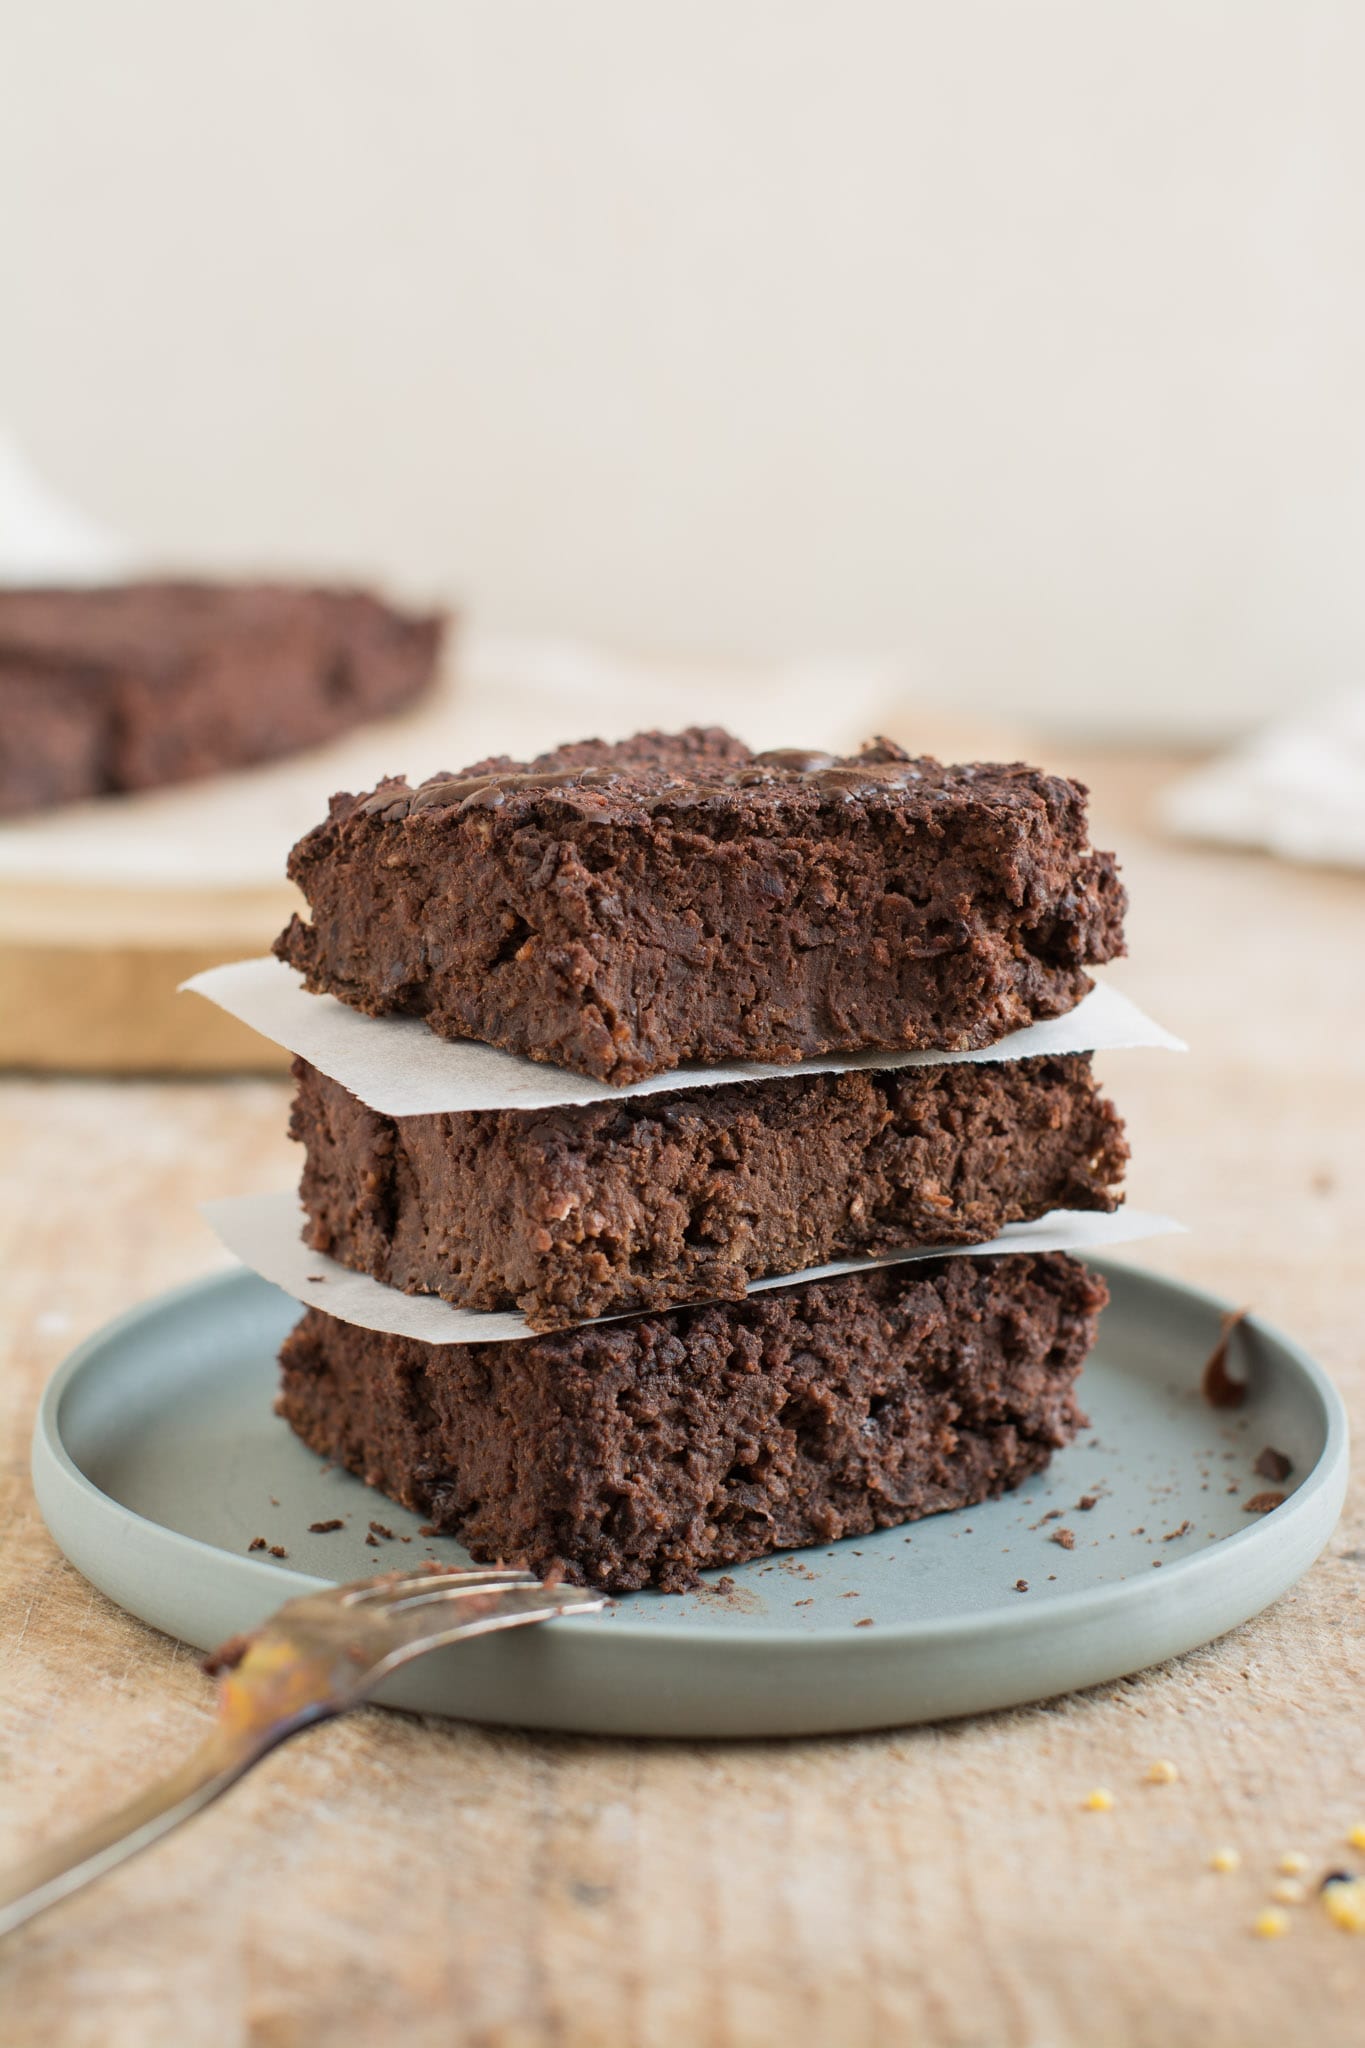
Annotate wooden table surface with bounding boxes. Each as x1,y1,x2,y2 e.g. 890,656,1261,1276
1,751,1363,2048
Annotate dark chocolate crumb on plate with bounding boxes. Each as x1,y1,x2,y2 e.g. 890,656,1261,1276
1243,1491,1286,1514
418,1524,439,1538
268,1545,287,1559
1051,1528,1076,1550
1255,1446,1293,1483
1164,1520,1194,1541
1077,1495,1099,1511
1202,1308,1250,1409
309,1519,344,1533
1015,1579,1030,1592
247,1537,267,1552
855,1617,875,1628
368,1521,394,1540
365,1531,379,1546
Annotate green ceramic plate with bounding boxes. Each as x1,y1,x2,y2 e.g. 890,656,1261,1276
31,1262,1347,1738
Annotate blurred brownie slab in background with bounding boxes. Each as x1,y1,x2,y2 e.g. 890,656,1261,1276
0,580,445,816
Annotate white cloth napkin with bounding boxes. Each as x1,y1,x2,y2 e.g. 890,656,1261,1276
1161,695,1365,870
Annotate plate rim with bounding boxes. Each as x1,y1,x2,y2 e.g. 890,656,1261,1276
31,1258,1350,1662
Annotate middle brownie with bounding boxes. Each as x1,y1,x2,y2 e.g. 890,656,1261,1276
292,1051,1127,1332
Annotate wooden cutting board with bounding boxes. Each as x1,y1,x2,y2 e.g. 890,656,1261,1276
0,881,296,1072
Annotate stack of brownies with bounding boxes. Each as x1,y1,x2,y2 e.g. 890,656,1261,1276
260,727,1130,1593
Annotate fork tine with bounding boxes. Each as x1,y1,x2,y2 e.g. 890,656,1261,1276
364,1577,602,1620
338,1566,540,1606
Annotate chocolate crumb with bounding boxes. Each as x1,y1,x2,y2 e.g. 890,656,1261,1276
309,1519,344,1533
1202,1308,1250,1408
855,1617,875,1628
1254,1447,1293,1483
268,1545,287,1559
307,1274,327,1283
368,1520,394,1540
418,1524,439,1537
365,1531,380,1546
1014,1578,1030,1592
202,1632,253,1676
794,1597,813,1607
400,1534,412,1543
1164,1520,1194,1541
1077,1495,1099,1511
1051,1528,1076,1550
1243,1491,1286,1514
247,1536,267,1552
715,1575,736,1596
269,1497,280,1507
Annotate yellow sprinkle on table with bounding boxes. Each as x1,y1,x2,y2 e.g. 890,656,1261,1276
1271,1879,1307,1907
1253,1909,1290,1940
1278,1851,1309,1876
1322,1878,1365,1933
1347,1824,1365,1853
1146,1759,1179,1785
1085,1788,1115,1812
1210,1848,1241,1873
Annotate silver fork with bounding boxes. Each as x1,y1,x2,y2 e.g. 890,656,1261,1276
0,1564,603,1939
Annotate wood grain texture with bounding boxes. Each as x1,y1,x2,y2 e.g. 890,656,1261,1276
0,884,295,1072
1,752,1363,2047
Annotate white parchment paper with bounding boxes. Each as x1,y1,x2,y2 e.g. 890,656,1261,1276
184,957,1184,1116
203,1191,1182,1347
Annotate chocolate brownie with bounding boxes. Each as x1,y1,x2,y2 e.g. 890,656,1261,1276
277,1251,1107,1591
273,728,1126,1083
0,580,445,817
291,1052,1127,1330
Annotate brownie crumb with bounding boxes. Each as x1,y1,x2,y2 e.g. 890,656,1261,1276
1015,1578,1030,1592
794,1597,813,1607
1051,1528,1076,1550
202,1632,253,1675
1077,1495,1099,1511
247,1536,267,1552
1254,1447,1293,1483
418,1524,439,1538
1243,1491,1286,1514
1201,1308,1250,1408
365,1531,380,1546
1164,1520,1194,1541
368,1520,394,1540
855,1617,875,1628
309,1519,345,1533
307,1275,327,1284
269,1497,280,1507
269,1545,288,1559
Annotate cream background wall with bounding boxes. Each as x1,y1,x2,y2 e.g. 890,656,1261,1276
2,1,1362,738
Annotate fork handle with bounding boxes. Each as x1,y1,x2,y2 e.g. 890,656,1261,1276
0,1712,327,1939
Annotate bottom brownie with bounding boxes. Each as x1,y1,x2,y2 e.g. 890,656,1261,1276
278,1253,1106,1592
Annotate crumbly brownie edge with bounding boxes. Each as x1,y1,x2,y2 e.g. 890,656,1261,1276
274,728,1126,1082
276,1251,1107,1592
290,1053,1128,1330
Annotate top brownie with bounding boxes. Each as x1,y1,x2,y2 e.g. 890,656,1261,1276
275,727,1126,1085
